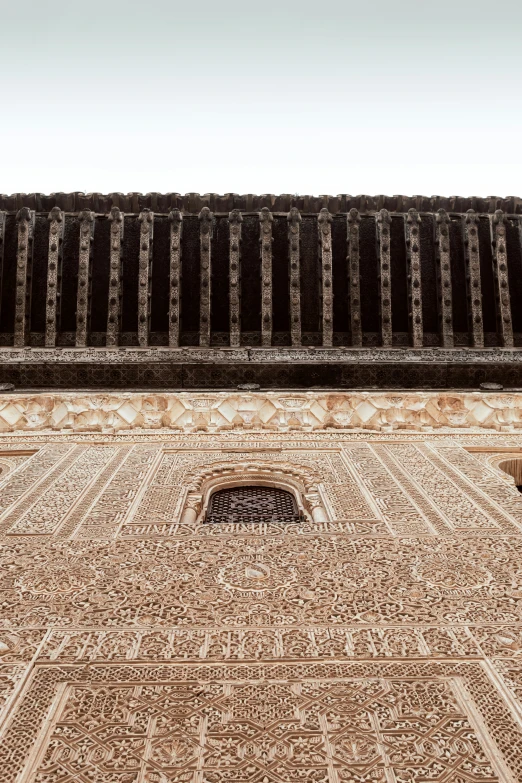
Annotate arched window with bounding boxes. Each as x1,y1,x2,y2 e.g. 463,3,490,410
205,485,302,524
498,459,522,493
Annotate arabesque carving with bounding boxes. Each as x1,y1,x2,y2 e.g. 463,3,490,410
2,390,522,433
0,393,522,780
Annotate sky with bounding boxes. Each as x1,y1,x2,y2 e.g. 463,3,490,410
1,0,521,197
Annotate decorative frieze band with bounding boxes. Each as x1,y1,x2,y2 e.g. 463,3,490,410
376,209,392,347
318,208,333,347
229,209,242,347
106,207,124,347
288,207,301,346
168,209,182,348
75,209,94,348
14,207,34,348
259,207,273,347
463,210,484,348
491,210,513,348
405,208,423,348
347,208,362,347
137,209,153,347
45,207,64,347
199,207,213,347
0,391,521,433
434,209,454,348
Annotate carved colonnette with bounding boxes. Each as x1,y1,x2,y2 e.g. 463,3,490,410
288,207,301,346
259,207,273,346
405,208,423,347
464,209,484,347
137,208,154,347
44,207,64,347
491,209,514,347
74,209,94,347
13,208,34,347
434,208,454,347
228,209,242,347
347,208,362,346
168,208,182,347
199,206,213,347
318,208,333,347
376,209,392,346
105,206,124,347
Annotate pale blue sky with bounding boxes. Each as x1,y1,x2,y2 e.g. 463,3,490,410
1,0,521,196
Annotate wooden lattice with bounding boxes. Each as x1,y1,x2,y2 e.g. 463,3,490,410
206,485,302,524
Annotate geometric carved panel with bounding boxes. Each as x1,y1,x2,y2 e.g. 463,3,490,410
1,534,522,630
5,662,518,783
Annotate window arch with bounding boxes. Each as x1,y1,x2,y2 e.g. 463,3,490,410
497,458,522,492
178,459,330,525
205,485,302,524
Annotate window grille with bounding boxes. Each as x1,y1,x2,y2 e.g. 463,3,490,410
205,485,302,524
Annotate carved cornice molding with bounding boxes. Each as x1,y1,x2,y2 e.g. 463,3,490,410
1,391,522,433
2,192,522,215
1,347,522,364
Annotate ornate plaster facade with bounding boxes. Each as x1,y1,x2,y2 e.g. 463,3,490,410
2,189,522,779
0,390,522,781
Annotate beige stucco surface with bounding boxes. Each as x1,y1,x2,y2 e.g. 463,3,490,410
1,391,522,781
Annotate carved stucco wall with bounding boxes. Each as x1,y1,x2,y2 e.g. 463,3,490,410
1,393,522,781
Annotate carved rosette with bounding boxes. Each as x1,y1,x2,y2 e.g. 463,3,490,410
318,208,333,347
288,207,302,346
106,207,124,347
464,210,484,348
75,209,95,348
435,209,454,348
376,209,392,347
405,208,423,348
168,209,183,347
229,209,242,347
491,210,513,348
137,209,153,347
347,208,362,347
45,207,64,348
14,207,34,348
199,207,213,347
259,208,273,347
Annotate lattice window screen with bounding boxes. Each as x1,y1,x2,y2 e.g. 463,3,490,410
206,485,302,524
